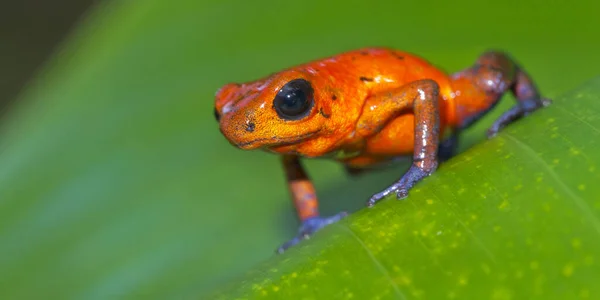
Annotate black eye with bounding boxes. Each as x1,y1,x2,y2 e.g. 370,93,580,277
273,79,314,120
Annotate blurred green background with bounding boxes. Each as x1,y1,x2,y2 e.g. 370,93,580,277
1,0,599,298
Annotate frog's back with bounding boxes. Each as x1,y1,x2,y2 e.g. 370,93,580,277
301,47,454,97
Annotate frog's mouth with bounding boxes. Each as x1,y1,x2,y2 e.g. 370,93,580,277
236,130,321,150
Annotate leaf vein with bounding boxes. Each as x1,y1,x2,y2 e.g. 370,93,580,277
338,224,407,300
503,133,600,236
554,104,600,135
431,185,498,264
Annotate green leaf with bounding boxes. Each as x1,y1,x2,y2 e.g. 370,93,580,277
210,78,600,299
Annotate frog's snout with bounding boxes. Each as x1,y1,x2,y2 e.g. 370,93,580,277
216,106,262,150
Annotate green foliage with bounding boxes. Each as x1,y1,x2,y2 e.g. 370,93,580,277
0,0,599,299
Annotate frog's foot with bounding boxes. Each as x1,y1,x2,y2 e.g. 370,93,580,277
366,164,433,207
487,97,552,138
277,212,348,254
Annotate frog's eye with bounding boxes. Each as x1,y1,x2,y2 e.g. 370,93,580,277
273,79,314,120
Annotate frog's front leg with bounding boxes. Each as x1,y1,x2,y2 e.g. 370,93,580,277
358,79,441,207
277,155,348,253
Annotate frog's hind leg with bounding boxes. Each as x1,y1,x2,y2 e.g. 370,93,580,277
451,51,551,137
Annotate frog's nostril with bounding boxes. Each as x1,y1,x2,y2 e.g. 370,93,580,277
214,106,221,122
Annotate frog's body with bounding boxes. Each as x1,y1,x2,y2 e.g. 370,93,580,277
214,47,550,252
216,49,455,164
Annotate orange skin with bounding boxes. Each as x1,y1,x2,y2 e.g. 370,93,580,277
214,47,550,252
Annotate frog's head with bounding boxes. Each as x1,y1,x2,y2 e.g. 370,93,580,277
214,70,332,154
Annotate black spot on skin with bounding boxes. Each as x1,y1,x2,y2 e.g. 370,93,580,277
331,94,337,100
360,76,374,82
319,107,331,118
246,121,255,132
392,52,405,60
238,90,251,101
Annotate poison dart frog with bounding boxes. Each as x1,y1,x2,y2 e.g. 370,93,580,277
213,48,551,253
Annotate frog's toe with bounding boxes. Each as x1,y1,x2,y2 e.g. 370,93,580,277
395,188,409,199
276,212,348,254
366,184,398,207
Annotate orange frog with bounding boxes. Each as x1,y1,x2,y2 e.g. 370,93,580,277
214,48,550,252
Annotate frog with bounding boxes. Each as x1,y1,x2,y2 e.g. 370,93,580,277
213,47,551,253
